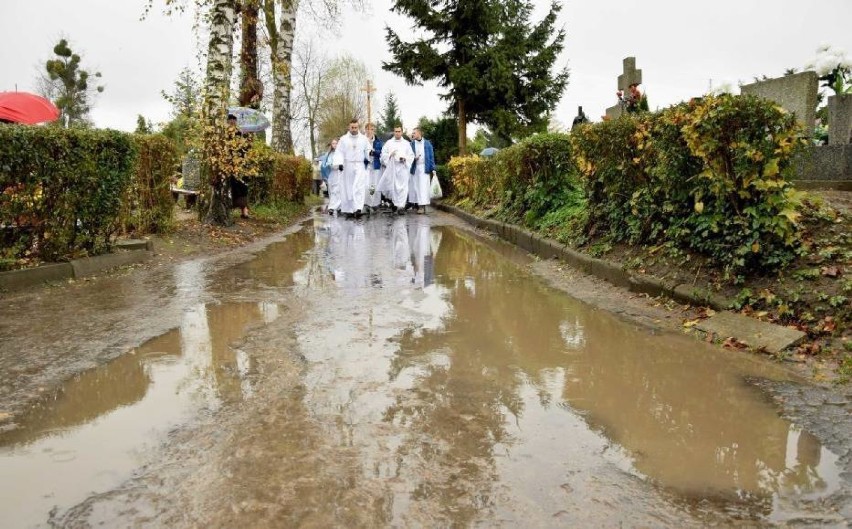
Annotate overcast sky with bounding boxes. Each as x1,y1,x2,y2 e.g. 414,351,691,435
3,0,851,147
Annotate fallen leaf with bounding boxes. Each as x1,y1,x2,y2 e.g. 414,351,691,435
683,319,700,328
820,266,841,278
722,337,748,349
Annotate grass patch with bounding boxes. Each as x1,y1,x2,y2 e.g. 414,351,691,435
248,199,310,224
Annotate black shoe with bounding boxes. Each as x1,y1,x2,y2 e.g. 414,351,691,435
355,209,363,219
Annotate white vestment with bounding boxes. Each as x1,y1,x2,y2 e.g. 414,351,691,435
333,132,371,214
409,139,430,206
325,151,342,212
378,138,415,208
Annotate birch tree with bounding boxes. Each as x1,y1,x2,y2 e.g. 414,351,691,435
203,0,239,226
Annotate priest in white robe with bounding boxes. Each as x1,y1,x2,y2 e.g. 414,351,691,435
408,126,436,213
332,119,371,218
378,125,415,212
363,123,384,211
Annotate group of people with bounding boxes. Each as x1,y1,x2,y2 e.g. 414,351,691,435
317,119,436,219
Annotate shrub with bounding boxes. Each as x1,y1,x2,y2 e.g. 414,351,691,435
121,134,179,234
0,125,136,262
498,133,579,226
251,145,312,204
448,155,495,206
676,94,806,272
571,116,647,241
451,94,809,276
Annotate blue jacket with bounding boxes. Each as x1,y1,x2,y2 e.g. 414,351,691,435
365,137,384,169
410,139,436,175
319,150,335,181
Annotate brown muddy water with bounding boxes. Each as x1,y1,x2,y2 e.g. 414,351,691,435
0,212,845,528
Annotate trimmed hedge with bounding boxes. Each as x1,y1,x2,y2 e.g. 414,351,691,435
1,125,136,263
449,94,809,275
121,134,179,234
250,145,313,204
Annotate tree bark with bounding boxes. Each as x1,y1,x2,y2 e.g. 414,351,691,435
457,97,467,155
238,0,263,109
203,0,238,226
271,0,296,153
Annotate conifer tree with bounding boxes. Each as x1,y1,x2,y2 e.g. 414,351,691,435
384,0,568,152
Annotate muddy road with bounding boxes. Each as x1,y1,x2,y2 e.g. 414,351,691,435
0,211,849,528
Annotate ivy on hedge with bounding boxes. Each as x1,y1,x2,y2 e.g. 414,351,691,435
449,94,809,276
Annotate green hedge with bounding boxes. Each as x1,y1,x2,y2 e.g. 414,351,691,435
121,134,179,234
1,125,136,263
449,94,808,275
251,146,312,204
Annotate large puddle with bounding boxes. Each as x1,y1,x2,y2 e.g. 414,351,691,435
0,213,843,527
0,301,281,528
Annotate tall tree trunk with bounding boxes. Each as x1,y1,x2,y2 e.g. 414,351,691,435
203,0,238,226
271,0,296,153
457,97,467,155
238,0,263,110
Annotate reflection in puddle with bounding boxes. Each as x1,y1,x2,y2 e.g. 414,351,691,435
2,212,844,527
291,214,842,525
0,301,280,529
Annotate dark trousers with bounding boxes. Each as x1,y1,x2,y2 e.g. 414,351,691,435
312,180,322,195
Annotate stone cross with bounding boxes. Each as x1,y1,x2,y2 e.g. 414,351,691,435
605,57,643,119
617,57,642,91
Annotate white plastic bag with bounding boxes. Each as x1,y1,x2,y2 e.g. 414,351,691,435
430,172,443,199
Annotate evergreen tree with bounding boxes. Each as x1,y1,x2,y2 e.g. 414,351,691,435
384,0,568,152
135,115,153,134
42,38,104,128
378,92,402,137
161,67,202,119
416,115,458,165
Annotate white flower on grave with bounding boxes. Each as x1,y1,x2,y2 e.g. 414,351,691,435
807,44,851,76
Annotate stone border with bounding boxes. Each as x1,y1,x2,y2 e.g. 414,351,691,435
434,202,732,310
0,249,153,292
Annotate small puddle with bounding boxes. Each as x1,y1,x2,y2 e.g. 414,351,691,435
0,301,283,529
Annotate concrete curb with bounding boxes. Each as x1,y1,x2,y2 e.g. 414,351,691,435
435,202,732,311
70,250,154,278
0,249,154,292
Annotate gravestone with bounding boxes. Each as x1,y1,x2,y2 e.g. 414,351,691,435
740,71,818,133
605,57,643,120
182,151,201,191
828,94,852,145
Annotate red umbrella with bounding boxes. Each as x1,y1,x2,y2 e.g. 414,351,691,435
0,92,60,125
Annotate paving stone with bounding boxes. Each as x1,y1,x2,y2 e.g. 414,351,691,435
695,311,806,353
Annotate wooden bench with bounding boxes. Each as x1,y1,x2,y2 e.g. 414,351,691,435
170,186,200,209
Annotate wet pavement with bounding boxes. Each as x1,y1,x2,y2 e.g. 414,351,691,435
0,210,849,527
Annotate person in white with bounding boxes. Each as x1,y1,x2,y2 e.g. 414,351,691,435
378,125,415,213
363,123,383,212
332,119,371,218
408,127,434,214
322,139,341,215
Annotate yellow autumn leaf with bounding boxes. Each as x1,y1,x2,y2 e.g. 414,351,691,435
751,241,760,253
779,209,801,224
694,201,704,214
764,158,780,177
